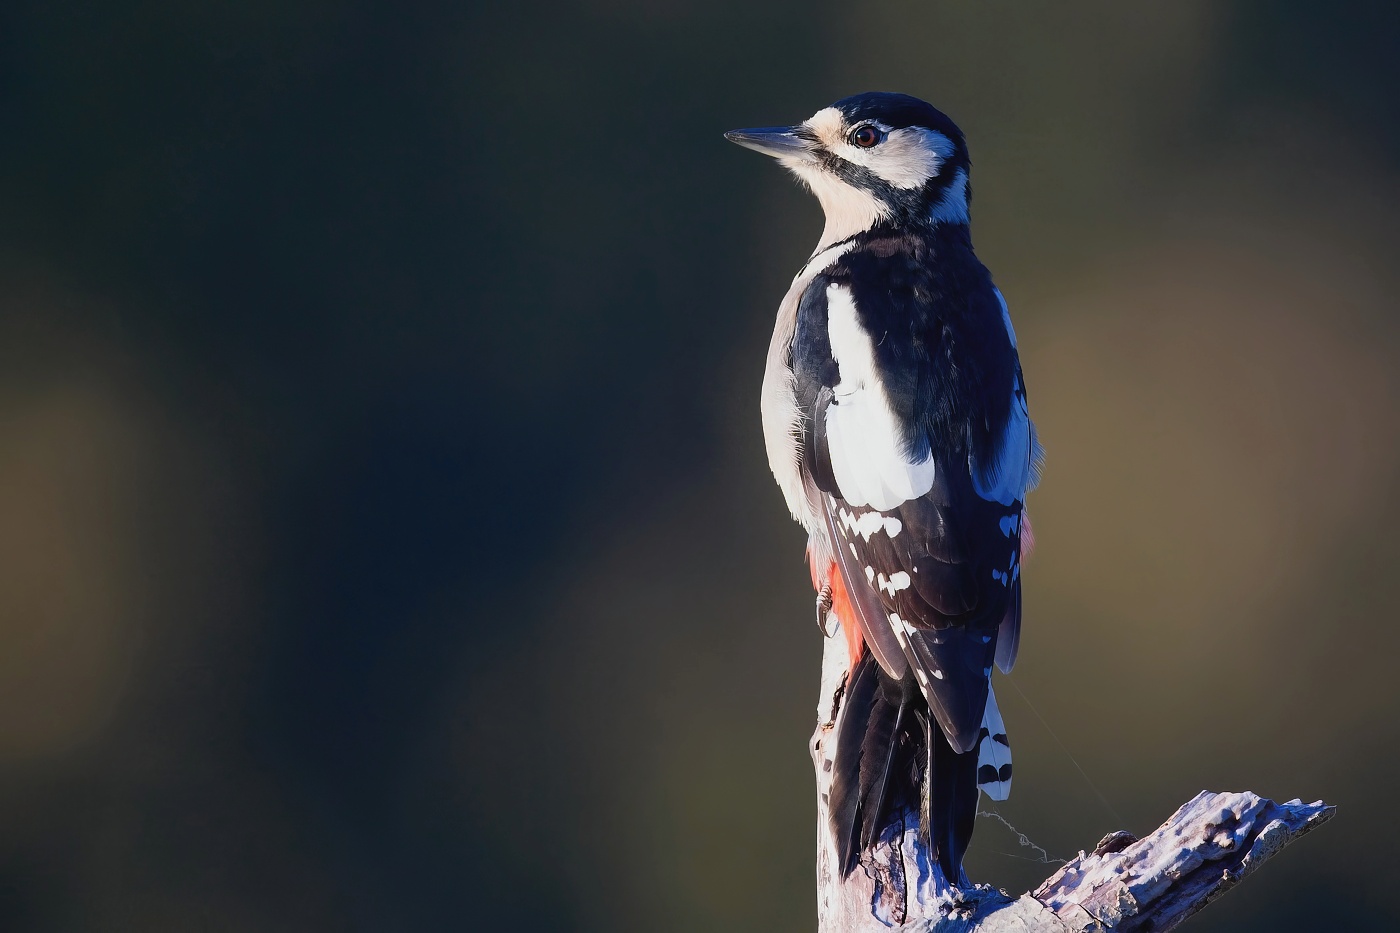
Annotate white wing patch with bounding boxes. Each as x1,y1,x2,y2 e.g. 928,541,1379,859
977,686,1013,801
876,570,911,598
970,385,1029,507
823,284,935,510
994,287,1017,348
971,288,1033,507
836,507,902,541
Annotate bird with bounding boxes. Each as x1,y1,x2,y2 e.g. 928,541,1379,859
726,93,1041,886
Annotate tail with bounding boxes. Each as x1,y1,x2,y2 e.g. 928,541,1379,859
830,652,982,883
829,651,918,876
976,686,1013,801
921,708,979,884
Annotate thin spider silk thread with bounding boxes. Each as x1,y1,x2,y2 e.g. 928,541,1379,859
1006,674,1125,827
976,807,1064,865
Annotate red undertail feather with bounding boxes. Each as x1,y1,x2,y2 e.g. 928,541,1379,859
829,563,865,669
807,549,866,672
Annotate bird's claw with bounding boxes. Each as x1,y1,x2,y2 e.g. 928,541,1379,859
815,583,834,637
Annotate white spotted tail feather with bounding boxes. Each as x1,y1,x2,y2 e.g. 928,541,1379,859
977,686,1012,800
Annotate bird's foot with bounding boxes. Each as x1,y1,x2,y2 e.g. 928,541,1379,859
815,583,835,637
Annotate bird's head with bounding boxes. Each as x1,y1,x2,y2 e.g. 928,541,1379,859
726,92,970,249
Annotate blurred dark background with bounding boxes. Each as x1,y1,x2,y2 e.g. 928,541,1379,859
1,2,1398,930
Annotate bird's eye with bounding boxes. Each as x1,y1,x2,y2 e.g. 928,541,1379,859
851,125,881,148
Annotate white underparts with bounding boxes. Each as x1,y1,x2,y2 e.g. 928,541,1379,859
760,241,857,534
823,284,935,510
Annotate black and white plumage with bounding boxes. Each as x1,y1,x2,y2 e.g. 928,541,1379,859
727,93,1041,885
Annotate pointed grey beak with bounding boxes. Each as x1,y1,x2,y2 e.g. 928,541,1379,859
724,126,817,161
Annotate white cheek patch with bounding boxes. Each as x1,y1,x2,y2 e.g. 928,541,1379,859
788,111,964,246
806,111,941,189
793,108,890,247
855,127,953,190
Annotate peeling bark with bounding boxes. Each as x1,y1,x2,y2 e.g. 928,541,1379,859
811,628,1334,932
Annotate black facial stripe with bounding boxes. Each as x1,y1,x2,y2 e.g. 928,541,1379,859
817,148,968,226
803,91,972,225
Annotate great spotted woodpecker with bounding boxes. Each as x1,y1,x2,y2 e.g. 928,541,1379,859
727,93,1042,885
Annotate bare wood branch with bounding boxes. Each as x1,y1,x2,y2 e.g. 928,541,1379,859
811,627,1334,932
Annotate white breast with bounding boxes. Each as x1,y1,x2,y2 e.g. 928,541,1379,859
760,242,854,533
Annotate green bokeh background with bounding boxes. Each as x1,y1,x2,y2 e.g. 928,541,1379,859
1,2,1397,930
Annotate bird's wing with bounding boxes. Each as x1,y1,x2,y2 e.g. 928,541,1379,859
981,287,1042,674
796,280,1034,753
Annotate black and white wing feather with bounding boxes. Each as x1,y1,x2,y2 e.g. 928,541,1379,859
793,267,1035,754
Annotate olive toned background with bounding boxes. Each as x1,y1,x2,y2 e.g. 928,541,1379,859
1,2,1396,930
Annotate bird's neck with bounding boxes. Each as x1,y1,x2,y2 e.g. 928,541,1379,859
928,168,970,227
805,172,891,252
812,171,972,254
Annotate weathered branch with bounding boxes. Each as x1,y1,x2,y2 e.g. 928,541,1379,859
811,628,1334,932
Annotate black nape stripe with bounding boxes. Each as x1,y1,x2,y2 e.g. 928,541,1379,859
815,91,973,229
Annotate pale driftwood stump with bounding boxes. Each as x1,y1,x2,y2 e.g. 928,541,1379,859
811,624,1334,932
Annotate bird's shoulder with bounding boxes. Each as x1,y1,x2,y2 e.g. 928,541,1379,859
789,227,1016,455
